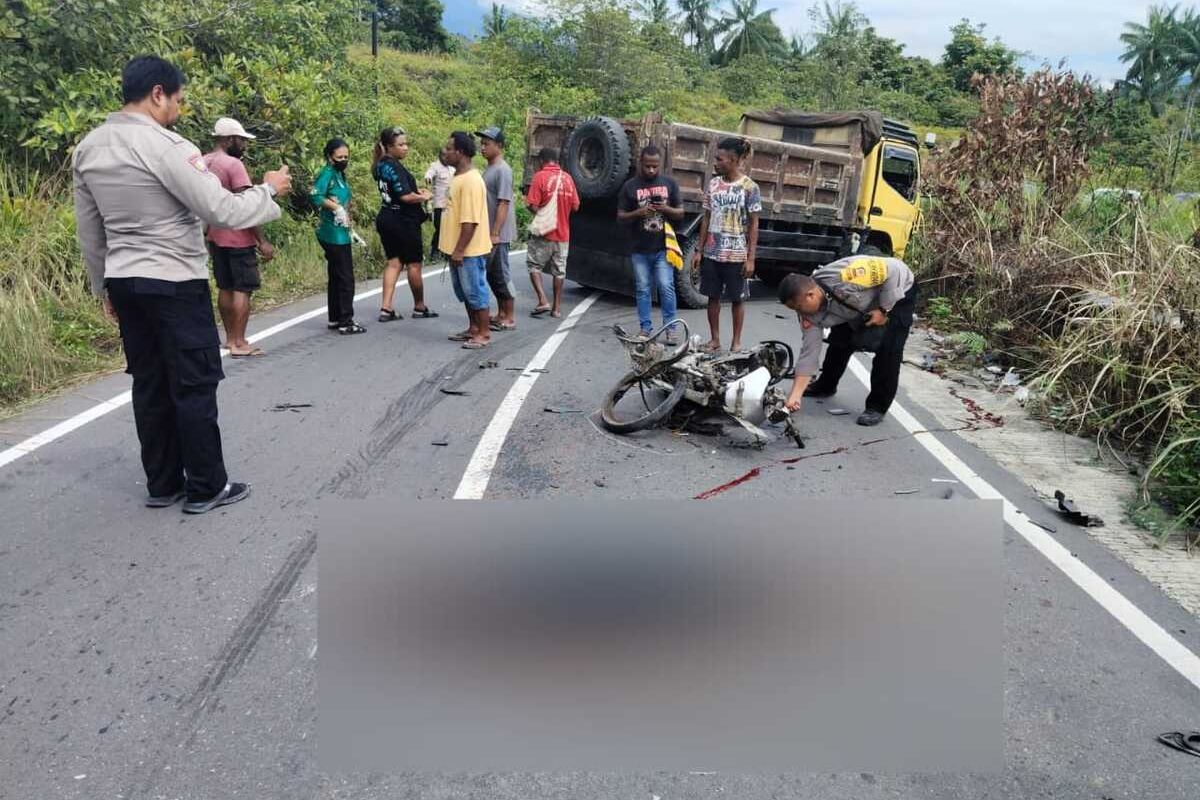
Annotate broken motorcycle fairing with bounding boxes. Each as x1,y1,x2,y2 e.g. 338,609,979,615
600,320,805,449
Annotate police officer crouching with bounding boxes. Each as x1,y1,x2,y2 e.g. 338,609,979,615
72,55,292,513
778,254,917,426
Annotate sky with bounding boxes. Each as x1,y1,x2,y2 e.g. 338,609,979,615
447,0,1158,86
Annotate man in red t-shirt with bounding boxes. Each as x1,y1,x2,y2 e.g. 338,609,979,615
524,147,579,319
203,117,275,357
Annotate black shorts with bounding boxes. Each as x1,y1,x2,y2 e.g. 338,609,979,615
210,245,260,293
699,257,749,302
376,210,424,264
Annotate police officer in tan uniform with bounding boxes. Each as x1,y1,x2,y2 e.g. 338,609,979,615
72,56,292,513
777,254,917,427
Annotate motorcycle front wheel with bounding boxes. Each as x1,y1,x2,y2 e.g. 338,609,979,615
599,371,687,433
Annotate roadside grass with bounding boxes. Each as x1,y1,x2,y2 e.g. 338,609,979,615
913,196,1200,545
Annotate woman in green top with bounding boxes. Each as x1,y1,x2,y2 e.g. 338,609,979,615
311,138,365,334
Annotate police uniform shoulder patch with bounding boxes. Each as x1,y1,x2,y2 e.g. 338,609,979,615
839,257,888,288
187,153,210,174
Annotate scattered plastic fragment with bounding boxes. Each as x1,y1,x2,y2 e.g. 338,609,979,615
828,408,850,416
1157,731,1200,758
894,488,919,495
440,388,470,396
544,406,582,414
1053,490,1104,527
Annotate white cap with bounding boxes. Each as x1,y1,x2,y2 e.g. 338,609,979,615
211,117,256,139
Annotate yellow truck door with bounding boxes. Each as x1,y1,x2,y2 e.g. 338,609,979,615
864,143,920,257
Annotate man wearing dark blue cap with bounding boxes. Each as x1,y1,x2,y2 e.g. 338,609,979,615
477,126,518,331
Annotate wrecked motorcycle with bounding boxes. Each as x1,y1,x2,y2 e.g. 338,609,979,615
600,320,805,449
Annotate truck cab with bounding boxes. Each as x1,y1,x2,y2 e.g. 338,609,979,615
856,120,922,257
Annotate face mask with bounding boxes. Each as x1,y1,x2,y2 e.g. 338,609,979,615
227,144,245,160
332,160,348,173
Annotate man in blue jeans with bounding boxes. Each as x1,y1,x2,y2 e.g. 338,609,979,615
618,146,683,343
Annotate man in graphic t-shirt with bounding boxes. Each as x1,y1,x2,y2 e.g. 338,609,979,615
617,145,683,343
691,137,762,354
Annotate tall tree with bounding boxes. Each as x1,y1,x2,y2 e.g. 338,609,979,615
376,0,450,52
941,19,1023,92
678,0,717,54
483,3,509,39
1120,4,1185,115
634,0,680,27
713,0,787,65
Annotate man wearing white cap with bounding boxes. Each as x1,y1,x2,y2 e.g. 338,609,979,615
204,117,275,357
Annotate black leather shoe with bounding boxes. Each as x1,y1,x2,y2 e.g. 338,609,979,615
182,482,251,514
145,490,185,508
856,409,885,426
804,383,836,398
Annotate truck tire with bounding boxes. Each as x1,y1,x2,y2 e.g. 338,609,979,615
600,371,686,434
674,235,707,309
563,117,632,199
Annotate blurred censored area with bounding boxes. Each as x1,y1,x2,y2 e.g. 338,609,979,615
319,500,1002,774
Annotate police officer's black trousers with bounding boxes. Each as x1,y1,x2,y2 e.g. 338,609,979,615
106,278,229,502
812,285,918,415
321,241,356,325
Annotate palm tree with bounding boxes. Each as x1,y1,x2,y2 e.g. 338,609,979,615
713,0,786,65
634,0,680,27
1120,4,1184,115
678,0,717,54
483,3,509,39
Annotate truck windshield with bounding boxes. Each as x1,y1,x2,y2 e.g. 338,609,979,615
881,146,918,201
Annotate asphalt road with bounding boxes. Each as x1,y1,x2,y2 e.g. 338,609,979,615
2,251,1199,799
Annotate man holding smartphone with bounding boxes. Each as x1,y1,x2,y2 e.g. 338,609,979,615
617,145,683,343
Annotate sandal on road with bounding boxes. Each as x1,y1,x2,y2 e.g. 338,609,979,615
338,322,367,335
550,310,562,319
461,340,490,350
448,331,471,341
378,308,402,322
489,319,516,331
531,305,551,317
411,307,439,318
230,347,265,358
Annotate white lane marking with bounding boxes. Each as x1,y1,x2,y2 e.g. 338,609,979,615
847,357,1200,692
454,292,601,499
0,261,469,471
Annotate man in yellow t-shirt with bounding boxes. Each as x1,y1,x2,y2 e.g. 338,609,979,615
439,132,494,350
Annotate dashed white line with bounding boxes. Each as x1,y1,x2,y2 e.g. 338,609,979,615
454,292,601,499
847,356,1200,692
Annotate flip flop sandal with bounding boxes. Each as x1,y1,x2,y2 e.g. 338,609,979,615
1157,731,1200,758
448,331,471,341
411,307,439,318
378,308,402,322
327,322,341,330
550,311,562,318
338,322,367,335
230,348,265,358
489,319,516,331
461,341,490,350
531,307,551,317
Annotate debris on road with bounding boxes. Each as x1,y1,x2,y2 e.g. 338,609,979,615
1015,386,1031,405
894,488,920,495
479,360,499,369
431,438,450,447
1156,731,1200,758
544,405,582,414
593,478,607,488
932,478,958,483
1053,490,1104,527
272,402,313,412
1001,368,1021,387
828,408,850,416
440,388,470,396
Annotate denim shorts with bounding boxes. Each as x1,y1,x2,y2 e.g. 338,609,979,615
450,255,491,311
